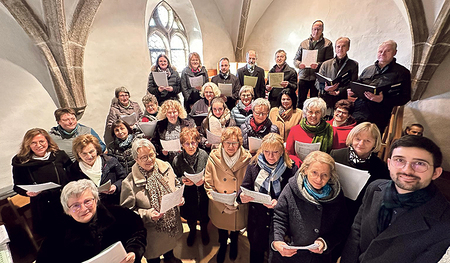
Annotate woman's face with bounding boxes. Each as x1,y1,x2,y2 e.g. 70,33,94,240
263,148,282,165
145,102,158,115
158,56,168,70
67,189,97,223
240,91,252,106
58,113,78,132
166,107,179,124
118,92,130,106
223,135,240,157
212,102,224,118
306,161,331,190
306,106,322,126
136,146,156,171
182,138,198,156
204,87,215,102
281,94,292,110
30,134,48,157
334,107,349,123
352,130,376,159
113,123,129,140
190,56,200,70
253,105,269,125
79,143,98,166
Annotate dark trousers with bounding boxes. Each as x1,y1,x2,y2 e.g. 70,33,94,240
297,79,318,109
218,228,239,244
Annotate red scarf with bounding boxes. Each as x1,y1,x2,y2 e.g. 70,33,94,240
250,117,268,132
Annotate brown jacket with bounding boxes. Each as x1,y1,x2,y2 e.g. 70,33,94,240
204,146,251,231
269,107,303,141
120,159,182,259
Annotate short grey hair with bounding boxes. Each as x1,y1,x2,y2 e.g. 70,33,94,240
252,98,270,112
60,179,99,214
380,40,397,51
239,85,254,97
302,97,327,118
131,138,156,160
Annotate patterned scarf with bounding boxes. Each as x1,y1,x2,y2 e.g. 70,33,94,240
349,146,371,165
303,176,332,200
117,134,134,149
250,117,268,133
256,154,287,198
299,118,334,153
138,163,181,237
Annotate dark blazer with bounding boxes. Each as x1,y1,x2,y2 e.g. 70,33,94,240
236,64,266,99
341,180,450,263
267,63,298,108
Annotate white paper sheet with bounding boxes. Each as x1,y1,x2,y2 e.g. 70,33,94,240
206,129,222,145
184,169,205,184
160,139,181,152
0,244,12,263
211,191,236,206
218,83,233,96
189,76,204,88
17,182,60,192
151,71,169,87
244,75,258,87
98,180,111,193
160,185,185,213
268,72,284,88
301,49,318,68
120,112,137,126
248,137,262,152
137,121,157,137
335,163,371,201
281,243,319,250
294,141,321,161
0,226,9,245
82,241,127,263
240,187,272,205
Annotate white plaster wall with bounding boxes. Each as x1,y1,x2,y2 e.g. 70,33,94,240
243,0,412,72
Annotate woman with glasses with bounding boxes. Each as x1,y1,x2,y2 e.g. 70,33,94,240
172,128,210,246
121,139,183,263
240,98,279,152
69,134,127,205
37,179,146,263
268,88,303,141
238,133,298,263
204,127,252,263
107,120,136,174
271,151,348,263
231,85,254,126
181,52,209,112
147,54,181,105
286,97,335,166
190,82,221,116
327,99,356,149
12,128,72,237
140,94,159,122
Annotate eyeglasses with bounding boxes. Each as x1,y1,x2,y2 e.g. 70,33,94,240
391,157,432,173
69,198,95,213
223,141,239,147
308,170,331,180
253,111,268,117
138,153,155,162
183,142,198,148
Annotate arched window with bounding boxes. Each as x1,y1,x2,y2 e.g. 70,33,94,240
148,2,189,72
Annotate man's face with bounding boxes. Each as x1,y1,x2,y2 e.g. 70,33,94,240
275,52,286,67
388,147,442,194
335,39,349,59
58,113,78,132
311,22,323,40
220,60,230,74
247,51,257,66
407,126,424,136
377,44,397,66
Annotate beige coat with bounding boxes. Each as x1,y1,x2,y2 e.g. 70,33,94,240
204,146,251,231
120,159,182,259
269,107,303,141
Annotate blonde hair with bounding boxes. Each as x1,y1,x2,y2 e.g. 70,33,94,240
188,52,202,68
157,100,187,120
239,85,254,97
346,122,382,152
250,133,292,168
17,128,59,163
299,151,338,181
72,134,102,162
200,82,221,98
221,127,243,146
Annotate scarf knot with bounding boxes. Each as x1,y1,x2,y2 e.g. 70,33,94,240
299,118,334,153
256,155,287,198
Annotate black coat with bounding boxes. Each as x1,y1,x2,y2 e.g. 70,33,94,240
11,150,72,236
236,65,266,99
36,204,147,263
238,162,298,252
180,66,208,109
107,138,135,175
147,66,181,104
240,116,279,150
267,64,298,108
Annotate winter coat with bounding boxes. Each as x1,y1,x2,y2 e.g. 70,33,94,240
266,64,298,108
240,115,279,150
294,36,334,81
104,99,143,145
147,66,181,104
268,107,302,141
180,66,208,108
231,100,253,127
236,65,266,99
107,138,135,175
211,72,241,101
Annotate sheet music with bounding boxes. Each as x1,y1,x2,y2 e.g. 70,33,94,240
210,191,236,206
151,71,169,87
189,76,204,88
281,243,319,250
82,241,127,263
248,137,262,152
206,129,222,145
294,141,321,161
160,185,185,213
120,112,137,126
17,182,60,192
218,83,233,97
268,72,284,88
239,187,272,205
244,75,258,87
160,139,181,152
302,49,318,68
335,163,371,201
137,121,157,137
184,169,205,184
98,180,111,193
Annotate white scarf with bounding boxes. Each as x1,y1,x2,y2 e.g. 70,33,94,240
209,117,223,136
32,151,51,161
79,156,102,186
254,163,276,192
222,147,240,169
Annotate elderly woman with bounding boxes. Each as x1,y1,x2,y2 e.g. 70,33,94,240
107,120,136,174
147,54,181,104
105,87,143,144
12,128,72,236
152,99,195,163
172,127,210,246
238,133,298,263
271,151,349,263
286,97,335,166
204,127,252,263
36,179,146,263
327,99,356,149
231,85,254,126
181,52,209,112
240,98,279,151
121,139,183,263
141,93,159,122
69,134,127,205
269,88,303,141
190,82,221,116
